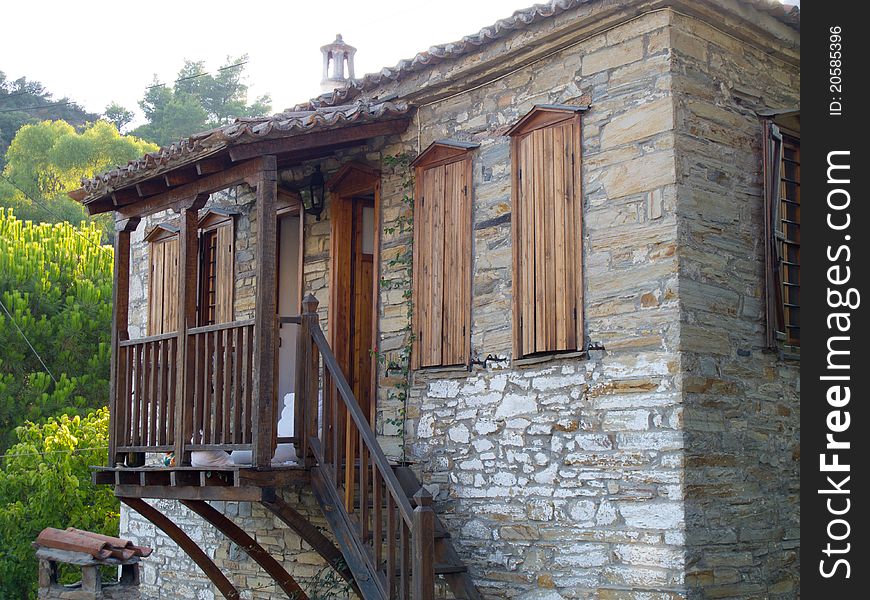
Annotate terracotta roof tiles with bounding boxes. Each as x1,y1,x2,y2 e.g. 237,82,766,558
78,100,411,201
34,527,152,562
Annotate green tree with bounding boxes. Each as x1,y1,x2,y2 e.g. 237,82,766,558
0,120,158,231
103,102,134,133
0,72,95,170
0,210,114,450
132,55,271,146
0,408,118,600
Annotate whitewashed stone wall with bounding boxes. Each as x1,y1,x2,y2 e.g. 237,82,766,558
368,9,686,598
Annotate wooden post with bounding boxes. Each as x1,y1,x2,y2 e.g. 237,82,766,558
252,155,278,467
295,294,318,463
109,217,140,466
174,195,208,465
412,487,435,600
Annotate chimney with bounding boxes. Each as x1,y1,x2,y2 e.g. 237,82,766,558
320,34,356,94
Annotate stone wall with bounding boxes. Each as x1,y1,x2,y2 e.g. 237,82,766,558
669,10,800,600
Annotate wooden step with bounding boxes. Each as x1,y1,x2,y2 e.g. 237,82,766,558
390,563,467,576
435,563,468,575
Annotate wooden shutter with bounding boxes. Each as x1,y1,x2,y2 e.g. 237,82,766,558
148,234,179,335
214,222,234,323
411,142,474,369
763,120,784,348
510,106,584,358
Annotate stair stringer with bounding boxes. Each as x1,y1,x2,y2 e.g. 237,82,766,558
310,466,388,600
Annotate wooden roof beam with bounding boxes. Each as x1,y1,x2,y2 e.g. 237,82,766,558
111,188,140,207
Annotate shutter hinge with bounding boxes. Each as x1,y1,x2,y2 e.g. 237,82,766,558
463,325,466,337
519,169,522,181
573,306,577,321
572,153,576,167
463,185,468,196
421,195,425,207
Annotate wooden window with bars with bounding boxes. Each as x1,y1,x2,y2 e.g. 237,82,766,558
146,225,180,335
763,118,800,348
779,135,800,345
508,105,585,358
197,210,235,326
411,140,477,369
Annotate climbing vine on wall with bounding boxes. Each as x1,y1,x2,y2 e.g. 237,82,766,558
378,152,415,460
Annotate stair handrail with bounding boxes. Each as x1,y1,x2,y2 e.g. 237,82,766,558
308,321,415,526
294,294,435,598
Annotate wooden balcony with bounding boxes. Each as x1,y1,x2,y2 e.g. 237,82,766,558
114,319,258,456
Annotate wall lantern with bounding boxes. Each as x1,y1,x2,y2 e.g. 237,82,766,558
299,165,326,220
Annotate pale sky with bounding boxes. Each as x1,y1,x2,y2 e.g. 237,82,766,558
1,0,529,127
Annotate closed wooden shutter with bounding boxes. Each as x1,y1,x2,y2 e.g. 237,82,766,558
214,222,234,323
510,107,583,357
148,236,179,335
412,144,473,368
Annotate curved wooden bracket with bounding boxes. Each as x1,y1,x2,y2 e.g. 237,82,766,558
180,500,309,600
120,497,240,600
260,496,361,597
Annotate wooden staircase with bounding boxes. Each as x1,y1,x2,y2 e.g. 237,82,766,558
102,296,480,599
295,295,482,599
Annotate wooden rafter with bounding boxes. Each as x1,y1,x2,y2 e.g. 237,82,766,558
197,155,230,176
165,168,199,187
180,499,310,600
136,179,169,197
106,158,266,219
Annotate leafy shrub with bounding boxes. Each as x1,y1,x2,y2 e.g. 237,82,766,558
0,408,118,599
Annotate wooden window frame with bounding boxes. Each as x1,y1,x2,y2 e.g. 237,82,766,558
508,105,586,359
410,140,478,370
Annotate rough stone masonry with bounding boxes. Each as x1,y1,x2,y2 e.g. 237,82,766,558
120,1,800,598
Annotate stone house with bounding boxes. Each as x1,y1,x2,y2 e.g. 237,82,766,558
73,0,801,598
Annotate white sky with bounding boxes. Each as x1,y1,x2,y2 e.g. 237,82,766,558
1,0,529,127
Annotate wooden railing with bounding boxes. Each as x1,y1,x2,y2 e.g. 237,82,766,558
115,319,259,459
117,332,179,452
187,319,255,450
296,295,435,600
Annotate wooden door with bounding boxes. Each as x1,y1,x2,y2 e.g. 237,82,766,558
350,199,375,418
